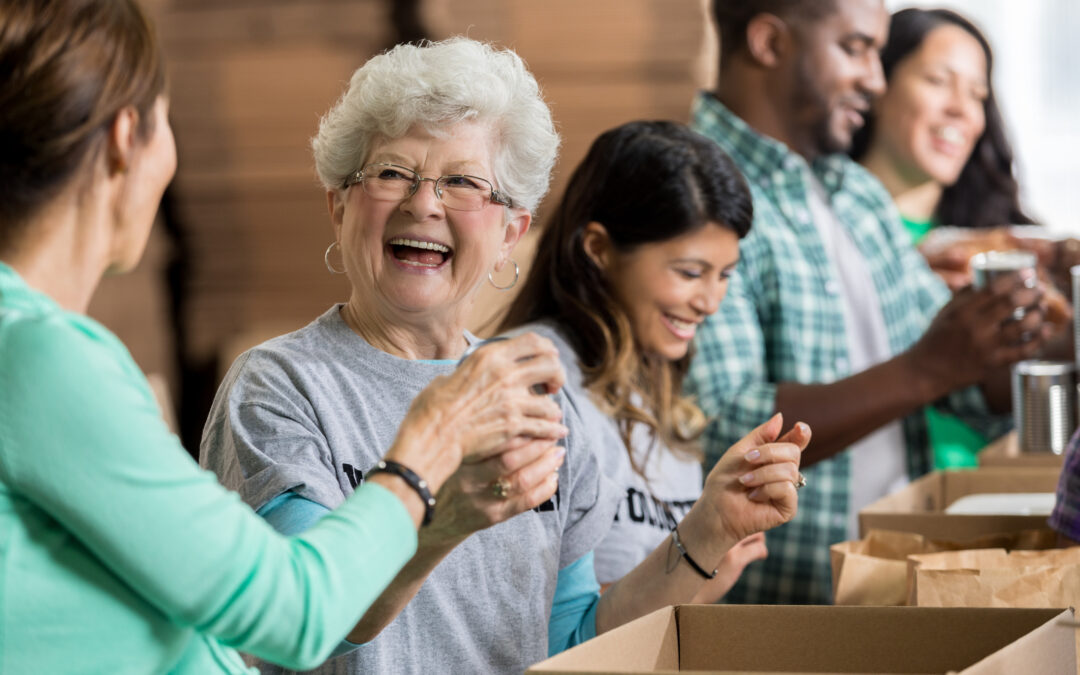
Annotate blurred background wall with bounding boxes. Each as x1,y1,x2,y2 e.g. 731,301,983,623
90,0,713,452
87,0,1080,454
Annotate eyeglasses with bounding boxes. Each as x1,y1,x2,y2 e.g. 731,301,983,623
343,162,514,211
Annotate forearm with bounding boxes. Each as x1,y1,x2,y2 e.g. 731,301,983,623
345,534,461,643
594,508,735,635
774,351,944,467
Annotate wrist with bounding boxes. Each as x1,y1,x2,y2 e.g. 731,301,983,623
898,348,952,404
367,460,436,527
367,472,426,529
678,504,737,571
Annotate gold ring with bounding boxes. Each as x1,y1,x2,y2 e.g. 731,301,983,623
491,478,511,499
794,473,807,490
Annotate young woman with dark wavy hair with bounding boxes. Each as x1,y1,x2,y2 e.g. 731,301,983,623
503,120,811,600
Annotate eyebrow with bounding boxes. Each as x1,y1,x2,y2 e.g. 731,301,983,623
368,154,487,175
672,257,740,269
841,31,879,48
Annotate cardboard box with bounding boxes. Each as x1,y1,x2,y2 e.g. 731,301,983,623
527,605,1076,674
978,431,1066,469
859,468,1061,541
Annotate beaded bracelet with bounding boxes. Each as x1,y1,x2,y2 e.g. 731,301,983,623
369,460,435,526
672,525,717,580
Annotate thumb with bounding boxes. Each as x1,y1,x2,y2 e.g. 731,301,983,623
729,413,783,456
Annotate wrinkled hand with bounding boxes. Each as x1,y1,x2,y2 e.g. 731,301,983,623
384,333,568,493
691,532,767,604
907,273,1052,394
422,438,564,548
697,414,808,548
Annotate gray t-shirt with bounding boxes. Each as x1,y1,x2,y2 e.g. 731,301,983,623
200,306,618,674
512,323,703,584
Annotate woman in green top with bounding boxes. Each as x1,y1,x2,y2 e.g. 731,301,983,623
0,1,568,672
850,9,1039,469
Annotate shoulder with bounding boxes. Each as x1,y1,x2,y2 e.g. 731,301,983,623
1,306,138,390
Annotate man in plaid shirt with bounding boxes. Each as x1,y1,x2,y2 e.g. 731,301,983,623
686,0,1047,604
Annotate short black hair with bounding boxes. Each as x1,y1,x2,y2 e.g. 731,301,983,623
711,0,838,57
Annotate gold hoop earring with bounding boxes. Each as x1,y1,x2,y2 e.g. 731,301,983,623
324,241,345,274
488,259,519,291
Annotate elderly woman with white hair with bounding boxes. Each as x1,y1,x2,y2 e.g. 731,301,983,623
202,37,804,673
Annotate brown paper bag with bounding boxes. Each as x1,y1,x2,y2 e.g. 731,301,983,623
909,547,1080,608
831,529,1058,606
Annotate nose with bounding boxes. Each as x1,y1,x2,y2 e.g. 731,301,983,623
399,176,444,220
861,52,887,98
692,282,726,317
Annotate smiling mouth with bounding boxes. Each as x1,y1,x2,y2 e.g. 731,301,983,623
662,313,698,340
386,237,454,268
933,125,964,145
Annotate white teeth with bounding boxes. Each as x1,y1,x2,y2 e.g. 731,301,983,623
667,316,695,331
388,237,451,253
936,126,963,144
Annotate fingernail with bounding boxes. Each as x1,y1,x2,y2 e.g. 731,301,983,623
745,449,761,461
558,424,569,437
549,472,559,486
748,488,761,500
797,422,809,434
554,446,566,461
740,472,755,484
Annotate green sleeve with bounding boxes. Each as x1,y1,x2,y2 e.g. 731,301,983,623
0,315,416,670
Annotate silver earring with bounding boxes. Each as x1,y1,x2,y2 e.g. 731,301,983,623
488,259,519,291
324,241,345,274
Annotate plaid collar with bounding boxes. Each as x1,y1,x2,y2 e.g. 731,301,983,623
690,91,850,195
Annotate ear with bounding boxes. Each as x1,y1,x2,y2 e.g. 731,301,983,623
495,207,532,268
106,106,140,176
581,221,612,271
745,13,790,68
327,189,346,241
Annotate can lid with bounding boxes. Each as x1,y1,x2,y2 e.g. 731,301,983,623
1014,360,1076,376
970,250,1037,270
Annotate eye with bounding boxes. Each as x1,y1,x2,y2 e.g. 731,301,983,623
443,175,486,190
676,268,702,280
375,166,414,181
720,268,735,280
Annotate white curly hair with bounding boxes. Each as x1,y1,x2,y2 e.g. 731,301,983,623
312,37,560,214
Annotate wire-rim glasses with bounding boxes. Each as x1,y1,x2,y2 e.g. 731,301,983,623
343,162,514,211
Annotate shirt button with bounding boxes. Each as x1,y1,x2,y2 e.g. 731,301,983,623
835,357,848,373
824,280,840,295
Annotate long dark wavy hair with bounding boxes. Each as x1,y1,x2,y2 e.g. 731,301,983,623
502,120,752,474
851,8,1031,229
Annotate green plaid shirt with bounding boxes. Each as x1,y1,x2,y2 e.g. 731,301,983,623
686,93,1007,604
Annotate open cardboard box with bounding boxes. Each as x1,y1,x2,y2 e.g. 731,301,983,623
528,605,1076,674
977,431,1065,469
859,468,1061,541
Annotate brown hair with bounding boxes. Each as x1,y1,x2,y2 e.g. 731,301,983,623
502,121,752,477
0,0,165,249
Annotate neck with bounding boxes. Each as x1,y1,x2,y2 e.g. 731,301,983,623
860,146,942,222
716,65,819,162
340,294,470,361
1,189,113,313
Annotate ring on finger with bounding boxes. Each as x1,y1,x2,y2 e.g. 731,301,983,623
794,472,807,490
491,477,511,499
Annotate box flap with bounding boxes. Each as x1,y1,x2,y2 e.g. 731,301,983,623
674,605,1059,673
859,469,1060,540
527,606,680,673
960,608,1076,674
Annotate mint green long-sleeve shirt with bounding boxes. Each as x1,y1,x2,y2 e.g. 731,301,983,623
0,263,418,673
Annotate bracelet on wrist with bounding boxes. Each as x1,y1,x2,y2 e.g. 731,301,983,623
369,459,435,527
672,525,717,580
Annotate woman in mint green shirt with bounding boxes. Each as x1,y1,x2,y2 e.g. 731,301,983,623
0,1,567,672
